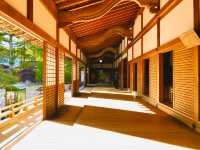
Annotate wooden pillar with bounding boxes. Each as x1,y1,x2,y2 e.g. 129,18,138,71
71,58,79,97
193,0,200,121
140,11,144,96
27,0,33,21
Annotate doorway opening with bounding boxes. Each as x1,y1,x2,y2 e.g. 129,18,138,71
133,63,137,92
79,63,86,90
64,58,72,98
143,59,149,96
127,64,130,89
123,58,128,88
159,51,173,108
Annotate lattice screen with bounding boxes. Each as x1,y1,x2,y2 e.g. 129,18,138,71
43,42,57,119
57,49,65,108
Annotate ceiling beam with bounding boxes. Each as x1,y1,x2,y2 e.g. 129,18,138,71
57,0,104,10
58,0,159,26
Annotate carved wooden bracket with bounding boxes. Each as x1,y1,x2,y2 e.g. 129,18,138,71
77,26,131,48
58,0,159,26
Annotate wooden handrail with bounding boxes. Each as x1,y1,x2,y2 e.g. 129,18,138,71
0,96,43,120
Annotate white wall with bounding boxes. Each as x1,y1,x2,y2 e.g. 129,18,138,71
128,47,133,61
77,49,80,58
71,40,76,55
160,0,194,45
124,37,128,48
143,25,157,53
160,0,169,8
134,14,141,36
59,29,69,50
143,7,155,27
33,0,57,39
133,40,141,58
5,0,27,17
122,52,127,59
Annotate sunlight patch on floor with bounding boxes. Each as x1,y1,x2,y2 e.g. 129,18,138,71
65,97,155,114
11,121,193,150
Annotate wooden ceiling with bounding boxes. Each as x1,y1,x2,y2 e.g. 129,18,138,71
55,0,159,54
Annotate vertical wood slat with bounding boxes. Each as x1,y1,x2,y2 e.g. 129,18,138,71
149,55,159,104
173,48,196,119
43,42,57,119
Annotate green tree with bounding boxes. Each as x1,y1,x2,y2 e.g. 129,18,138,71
64,59,72,83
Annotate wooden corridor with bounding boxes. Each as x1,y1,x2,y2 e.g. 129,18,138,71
9,90,200,150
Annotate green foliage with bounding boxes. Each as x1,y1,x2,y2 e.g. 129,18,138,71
0,31,43,85
64,59,72,83
36,61,42,82
98,71,107,81
0,67,19,90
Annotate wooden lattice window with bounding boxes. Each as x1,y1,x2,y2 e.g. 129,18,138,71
43,42,57,119
46,44,56,86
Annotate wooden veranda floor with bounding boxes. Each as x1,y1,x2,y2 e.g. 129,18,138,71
9,89,200,150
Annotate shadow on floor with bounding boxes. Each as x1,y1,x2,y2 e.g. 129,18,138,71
53,105,83,126
52,100,200,149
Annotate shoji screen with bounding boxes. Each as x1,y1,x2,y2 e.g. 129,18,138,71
43,42,56,119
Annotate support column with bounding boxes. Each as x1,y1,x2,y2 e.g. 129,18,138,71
193,0,200,121
72,58,80,97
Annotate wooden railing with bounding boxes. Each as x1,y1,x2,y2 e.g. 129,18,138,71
0,96,43,122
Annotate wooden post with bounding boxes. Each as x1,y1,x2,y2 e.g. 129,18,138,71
193,0,200,121
72,57,78,97
10,105,15,118
42,41,47,120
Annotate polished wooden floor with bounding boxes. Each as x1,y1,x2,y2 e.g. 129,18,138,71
9,88,200,150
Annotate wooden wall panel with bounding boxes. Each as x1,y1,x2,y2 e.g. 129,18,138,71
43,42,57,119
149,55,159,104
173,47,196,119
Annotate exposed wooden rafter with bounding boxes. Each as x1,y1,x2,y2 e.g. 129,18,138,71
88,47,117,58
78,25,131,49
56,0,105,11
58,0,159,25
